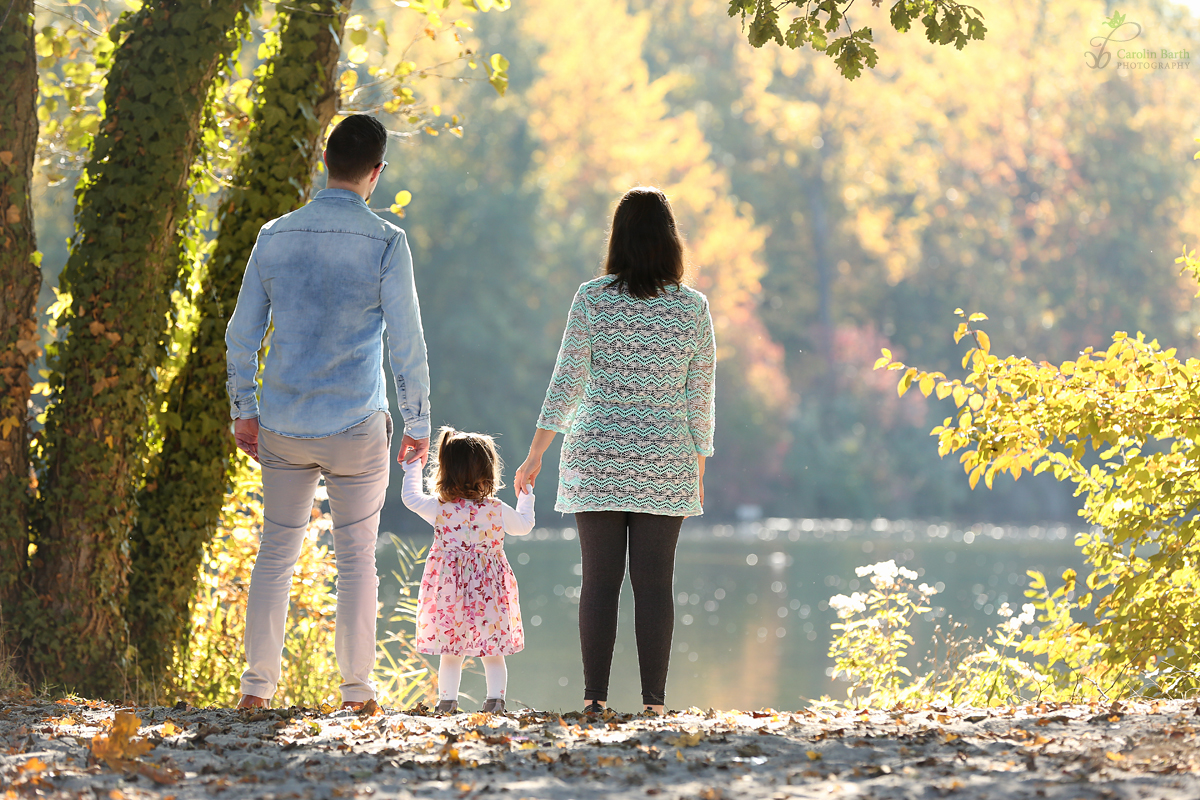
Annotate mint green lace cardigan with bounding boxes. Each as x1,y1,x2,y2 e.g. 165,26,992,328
536,277,716,516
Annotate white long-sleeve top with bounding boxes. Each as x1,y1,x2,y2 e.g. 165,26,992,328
401,461,536,536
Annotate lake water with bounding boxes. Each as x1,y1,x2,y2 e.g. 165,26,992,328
376,518,1087,713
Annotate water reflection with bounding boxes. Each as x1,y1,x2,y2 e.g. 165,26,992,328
377,519,1087,713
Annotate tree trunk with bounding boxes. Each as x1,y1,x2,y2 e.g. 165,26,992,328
0,0,39,633
129,0,353,688
29,0,248,698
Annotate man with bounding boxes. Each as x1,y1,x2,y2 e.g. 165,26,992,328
225,114,430,710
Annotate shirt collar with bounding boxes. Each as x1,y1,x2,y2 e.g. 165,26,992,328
314,188,369,206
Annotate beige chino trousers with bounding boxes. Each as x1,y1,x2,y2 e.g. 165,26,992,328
240,411,392,704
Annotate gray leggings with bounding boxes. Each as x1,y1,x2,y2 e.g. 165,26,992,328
576,511,683,707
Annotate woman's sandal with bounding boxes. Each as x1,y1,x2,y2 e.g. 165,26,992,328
435,699,459,714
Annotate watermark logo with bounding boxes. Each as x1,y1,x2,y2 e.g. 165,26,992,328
1085,10,1190,70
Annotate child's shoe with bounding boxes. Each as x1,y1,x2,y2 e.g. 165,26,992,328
481,698,506,715
435,699,459,714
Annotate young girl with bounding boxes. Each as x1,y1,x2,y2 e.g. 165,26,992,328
402,426,534,714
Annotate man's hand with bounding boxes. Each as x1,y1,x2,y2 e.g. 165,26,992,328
234,417,260,461
398,434,430,466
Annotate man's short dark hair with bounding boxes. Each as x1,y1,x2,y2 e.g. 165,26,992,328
325,115,388,182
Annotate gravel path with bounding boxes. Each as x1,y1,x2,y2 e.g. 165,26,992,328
3,697,1200,798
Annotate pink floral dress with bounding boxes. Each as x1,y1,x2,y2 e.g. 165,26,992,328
401,463,535,656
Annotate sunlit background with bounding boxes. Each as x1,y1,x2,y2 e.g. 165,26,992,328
32,0,1200,709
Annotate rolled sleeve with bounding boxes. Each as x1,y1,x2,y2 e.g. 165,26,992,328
225,243,271,420
381,229,431,440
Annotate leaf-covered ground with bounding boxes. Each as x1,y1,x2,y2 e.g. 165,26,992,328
4,697,1200,798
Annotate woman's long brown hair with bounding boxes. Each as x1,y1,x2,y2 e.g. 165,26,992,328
603,187,685,300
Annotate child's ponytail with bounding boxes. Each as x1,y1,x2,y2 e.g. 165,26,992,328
432,426,504,503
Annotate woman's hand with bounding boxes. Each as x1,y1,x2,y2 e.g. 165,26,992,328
698,455,706,506
514,456,541,497
516,427,558,497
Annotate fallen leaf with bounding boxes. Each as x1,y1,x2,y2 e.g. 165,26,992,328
91,712,151,766
161,720,179,737
18,756,48,774
1105,751,1125,761
534,751,554,763
357,698,381,716
667,730,706,747
698,789,724,800
806,750,822,761
596,755,624,767
136,762,182,785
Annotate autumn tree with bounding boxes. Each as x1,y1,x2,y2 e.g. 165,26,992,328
0,0,39,627
29,0,252,695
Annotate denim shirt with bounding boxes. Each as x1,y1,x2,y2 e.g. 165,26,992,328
225,188,430,440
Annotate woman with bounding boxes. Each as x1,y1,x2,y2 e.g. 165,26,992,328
514,187,716,715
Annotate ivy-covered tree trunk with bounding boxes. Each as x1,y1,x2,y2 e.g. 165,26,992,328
0,0,39,629
30,0,249,697
129,0,353,686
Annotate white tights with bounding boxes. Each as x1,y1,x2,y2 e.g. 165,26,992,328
438,655,507,701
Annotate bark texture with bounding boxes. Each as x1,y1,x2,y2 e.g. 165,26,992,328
0,0,40,634
31,0,247,697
